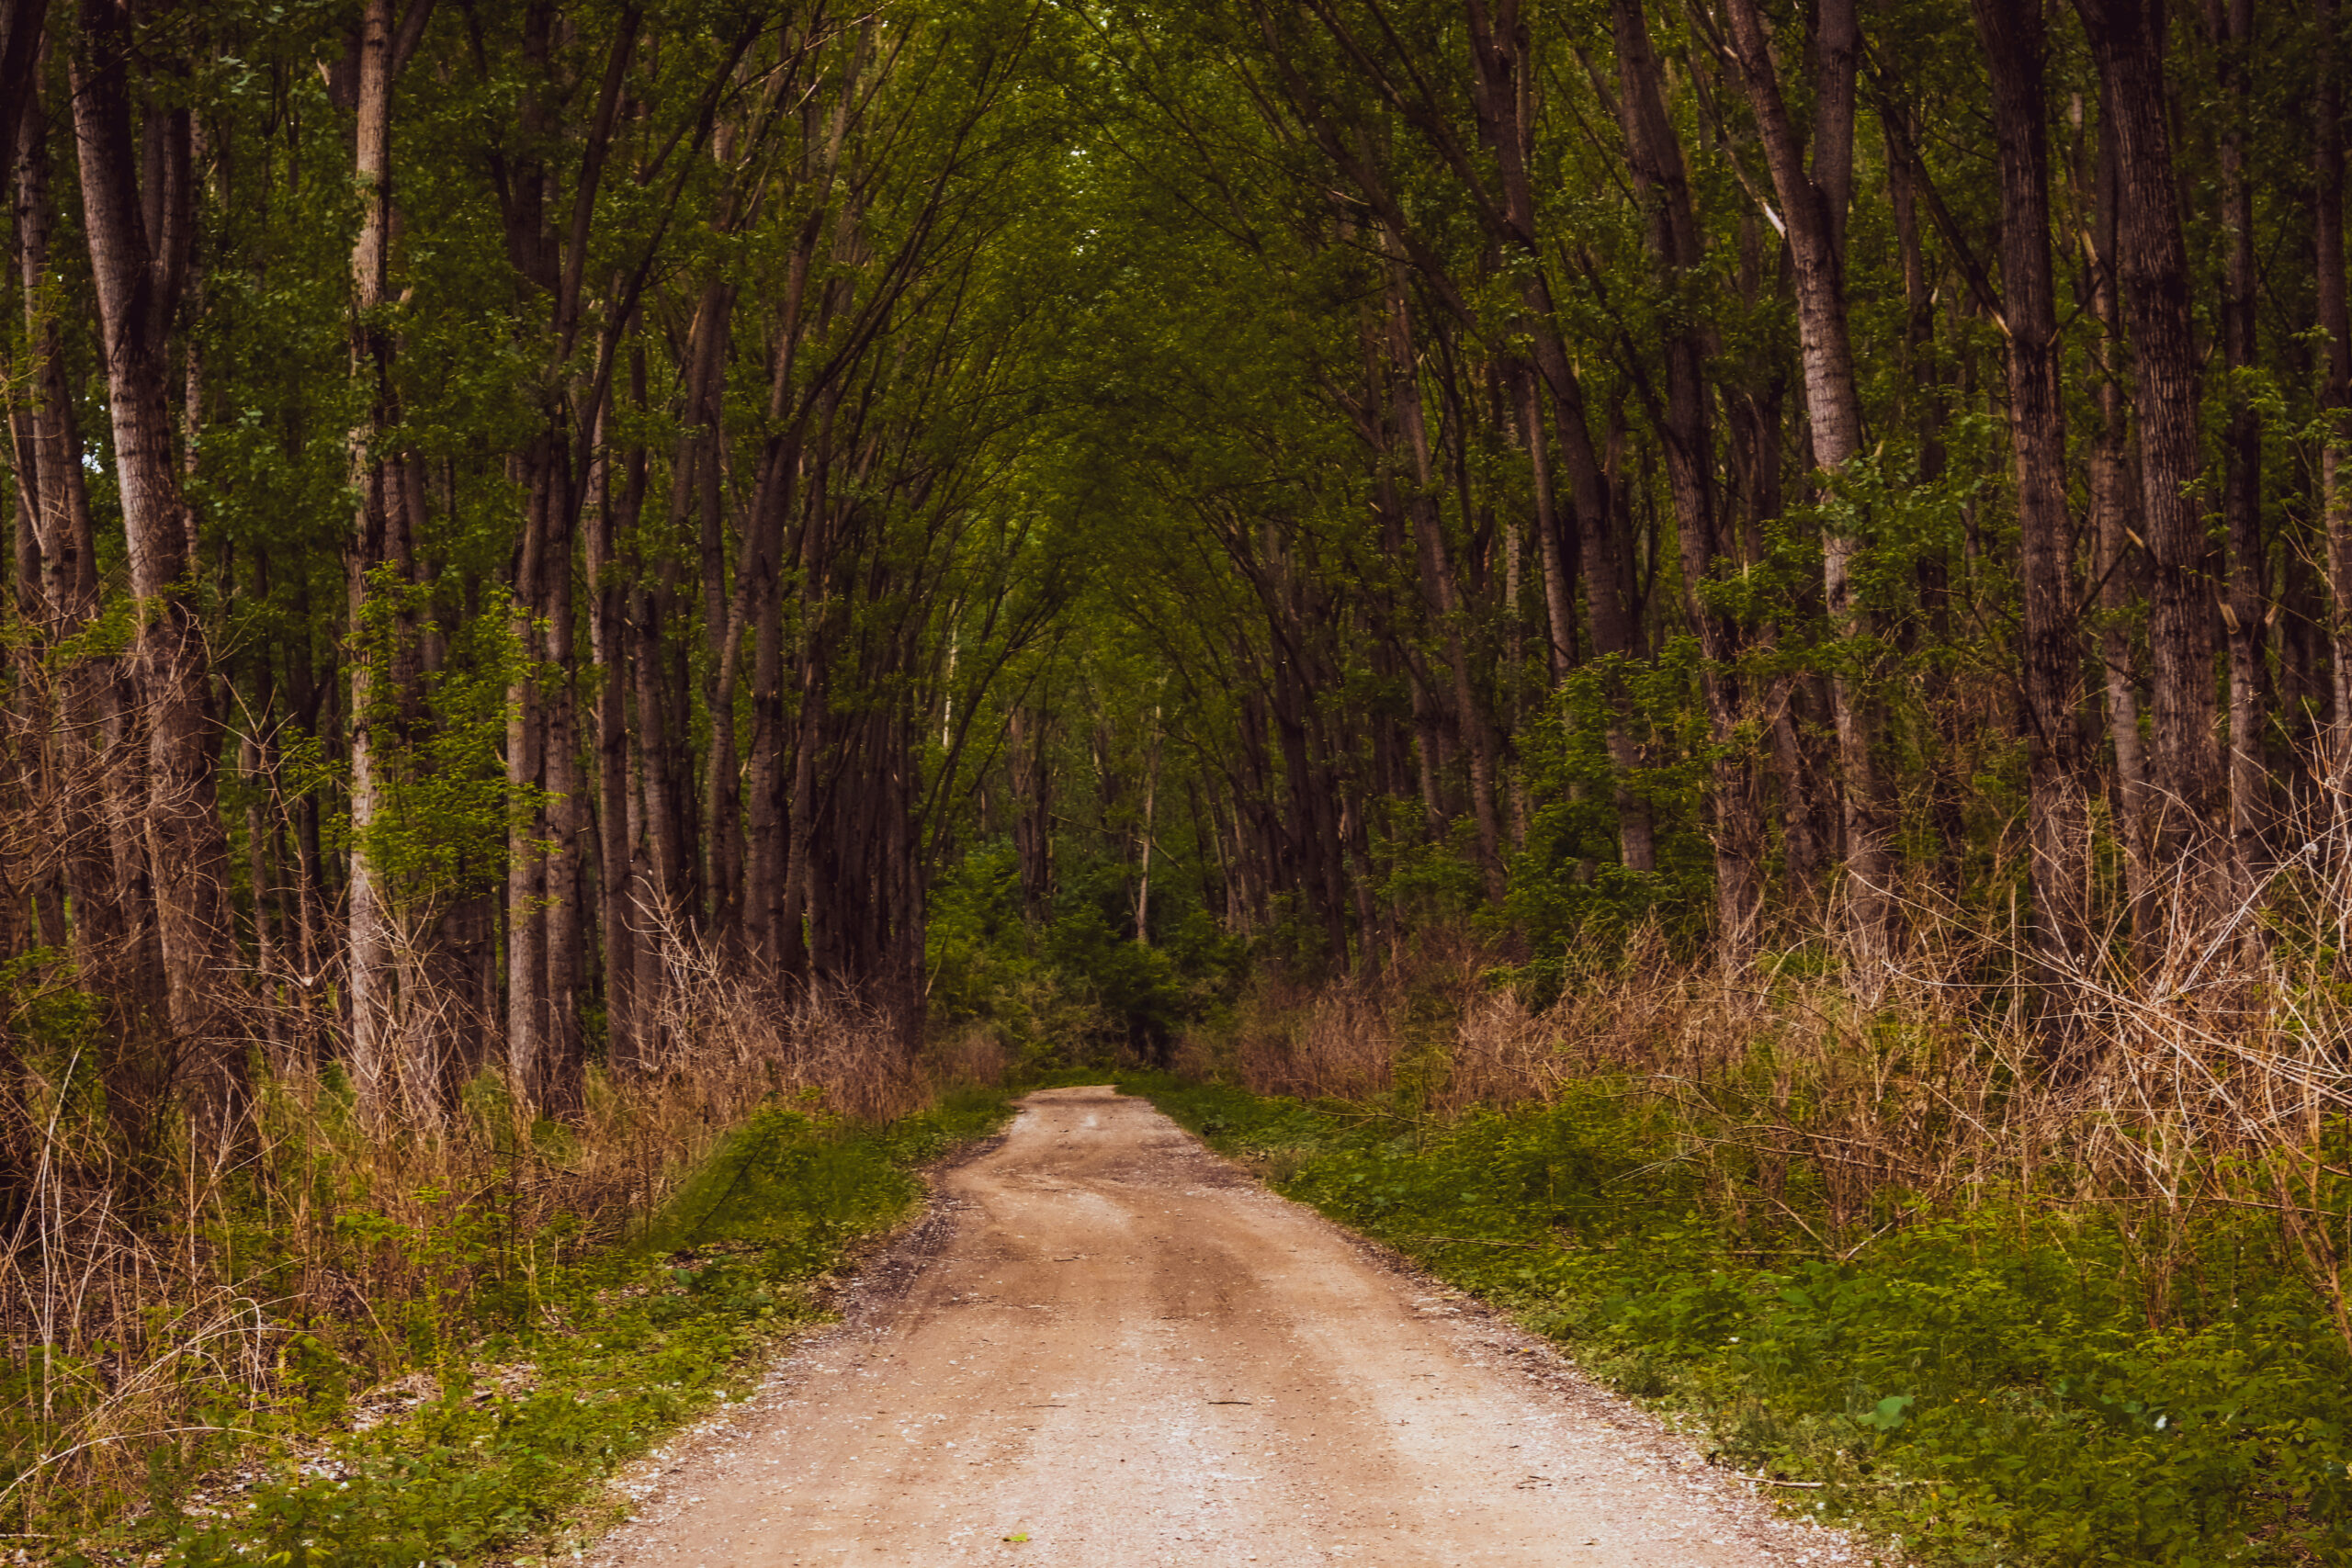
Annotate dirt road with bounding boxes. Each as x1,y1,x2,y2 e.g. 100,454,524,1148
592,1087,1868,1566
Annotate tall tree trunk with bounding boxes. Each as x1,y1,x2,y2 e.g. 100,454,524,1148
493,5,634,1113
1134,706,1162,944
623,338,703,1069
1383,254,1507,900
1882,103,1971,890
1611,0,1762,955
239,723,278,1057
1511,366,1577,683
743,436,793,964
1457,1,1651,872
2211,0,2267,922
2323,0,2352,773
346,0,403,1126
539,455,586,1116
1722,0,1894,958
505,460,548,1105
71,0,243,1119
589,367,642,1075
692,283,745,942
286,613,330,1060
2087,74,2157,960
776,425,834,986
13,70,126,991
1012,705,1054,918
627,561,683,1073
1974,0,2089,1012
0,1,48,184
3,433,47,966
2075,0,2224,919
1364,321,1454,841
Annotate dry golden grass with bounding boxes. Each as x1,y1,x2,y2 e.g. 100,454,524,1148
0,918,960,1526
1202,813,2352,1351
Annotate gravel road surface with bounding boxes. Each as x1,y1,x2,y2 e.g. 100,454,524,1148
591,1086,1871,1567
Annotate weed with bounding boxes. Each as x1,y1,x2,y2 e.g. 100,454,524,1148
41,1092,1011,1567
1121,1070,2352,1566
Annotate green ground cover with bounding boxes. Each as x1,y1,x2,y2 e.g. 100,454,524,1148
70,1090,1010,1568
1111,1072,2352,1568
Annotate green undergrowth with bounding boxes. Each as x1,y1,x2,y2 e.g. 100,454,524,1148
71,1089,1011,1568
1114,1072,2352,1568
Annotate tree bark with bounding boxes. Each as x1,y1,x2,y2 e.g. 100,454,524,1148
2324,0,2352,775
505,456,548,1106
589,364,643,1075
692,283,745,943
13,68,127,994
2210,0,2267,922
0,0,48,184
742,434,794,964
346,0,403,1127
2075,0,2224,917
538,454,586,1115
2087,73,2157,959
1974,0,2089,1010
1611,0,1762,955
1383,251,1508,901
71,0,243,1119
1012,705,1054,918
494,4,635,1113
1722,0,1894,958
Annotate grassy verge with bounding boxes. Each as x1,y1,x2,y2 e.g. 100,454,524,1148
63,1089,1011,1568
1112,1071,2352,1568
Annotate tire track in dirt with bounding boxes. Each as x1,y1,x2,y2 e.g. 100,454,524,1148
589,1086,1874,1567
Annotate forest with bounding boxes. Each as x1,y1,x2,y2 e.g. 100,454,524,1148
6,0,2352,1558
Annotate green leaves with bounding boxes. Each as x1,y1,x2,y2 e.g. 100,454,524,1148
348,569,549,918
1855,1393,1915,1431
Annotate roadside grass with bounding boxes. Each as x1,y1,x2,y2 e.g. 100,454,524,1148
1115,1071,2352,1568
58,1089,1011,1568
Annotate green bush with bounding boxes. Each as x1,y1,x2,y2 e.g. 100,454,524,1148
924,839,1242,1073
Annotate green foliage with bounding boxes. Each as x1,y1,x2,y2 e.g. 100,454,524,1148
350,569,551,917
925,840,1244,1074
64,1093,1011,1568
1504,651,1722,985
926,842,1116,1073
647,1092,1006,1261
1117,1074,2352,1567
1041,858,1238,1060
0,952,107,1066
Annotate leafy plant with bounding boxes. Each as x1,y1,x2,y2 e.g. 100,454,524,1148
1119,1071,2352,1566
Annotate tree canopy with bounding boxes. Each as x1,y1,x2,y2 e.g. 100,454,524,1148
1,0,2344,1120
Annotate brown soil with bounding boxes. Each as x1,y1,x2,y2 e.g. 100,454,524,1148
590,1086,1873,1566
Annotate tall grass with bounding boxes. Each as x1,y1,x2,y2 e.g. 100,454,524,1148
0,919,976,1539
1195,813,2352,1356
